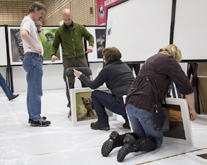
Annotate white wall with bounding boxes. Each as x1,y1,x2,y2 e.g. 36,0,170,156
0,62,104,94
10,64,65,92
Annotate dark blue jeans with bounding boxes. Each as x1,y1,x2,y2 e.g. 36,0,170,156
23,52,43,121
91,90,127,124
0,73,13,99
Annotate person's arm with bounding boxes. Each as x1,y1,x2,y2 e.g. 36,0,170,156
20,29,42,55
74,69,107,89
159,56,196,121
36,22,41,37
185,92,197,121
37,31,41,37
51,30,60,62
166,58,197,121
82,26,94,53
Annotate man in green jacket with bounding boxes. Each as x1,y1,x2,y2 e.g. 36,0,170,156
51,9,94,108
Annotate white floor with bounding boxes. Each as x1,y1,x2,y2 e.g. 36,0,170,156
0,89,207,165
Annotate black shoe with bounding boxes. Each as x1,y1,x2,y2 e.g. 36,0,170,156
30,119,51,127
101,131,120,157
28,116,47,123
123,119,130,129
123,121,130,129
91,122,110,130
9,94,19,101
68,109,71,118
117,134,136,162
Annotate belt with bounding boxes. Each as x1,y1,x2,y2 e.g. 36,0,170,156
25,52,30,55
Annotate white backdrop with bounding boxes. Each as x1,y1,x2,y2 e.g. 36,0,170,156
105,0,172,62
173,0,207,61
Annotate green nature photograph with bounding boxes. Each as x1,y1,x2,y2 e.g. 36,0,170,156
40,29,61,61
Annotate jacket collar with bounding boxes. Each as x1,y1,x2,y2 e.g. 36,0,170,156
63,21,74,28
105,59,122,66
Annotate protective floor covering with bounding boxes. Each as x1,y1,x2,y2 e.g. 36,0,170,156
0,89,207,165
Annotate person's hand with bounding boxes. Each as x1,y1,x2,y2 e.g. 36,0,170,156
86,45,93,53
51,55,59,62
73,69,82,78
189,109,197,121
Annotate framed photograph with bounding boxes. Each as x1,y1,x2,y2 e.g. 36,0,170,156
85,26,106,62
7,26,62,65
70,86,116,126
164,98,193,145
0,26,7,66
186,149,207,165
40,27,62,64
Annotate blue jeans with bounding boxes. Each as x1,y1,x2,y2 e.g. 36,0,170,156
0,73,13,99
126,104,163,148
23,52,43,121
91,90,127,124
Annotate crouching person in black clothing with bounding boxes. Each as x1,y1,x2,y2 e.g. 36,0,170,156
74,47,134,130
101,44,197,162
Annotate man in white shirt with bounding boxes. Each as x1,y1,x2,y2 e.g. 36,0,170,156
20,2,51,127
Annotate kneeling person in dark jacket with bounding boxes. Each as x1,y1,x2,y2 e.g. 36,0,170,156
74,47,134,130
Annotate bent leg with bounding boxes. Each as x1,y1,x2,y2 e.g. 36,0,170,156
92,90,127,124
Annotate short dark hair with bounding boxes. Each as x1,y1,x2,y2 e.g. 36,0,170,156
28,2,47,13
102,47,122,63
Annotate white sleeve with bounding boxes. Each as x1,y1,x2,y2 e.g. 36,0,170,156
22,21,32,34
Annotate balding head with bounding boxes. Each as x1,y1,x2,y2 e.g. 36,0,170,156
62,9,72,26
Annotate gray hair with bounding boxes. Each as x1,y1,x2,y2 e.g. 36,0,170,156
28,2,47,13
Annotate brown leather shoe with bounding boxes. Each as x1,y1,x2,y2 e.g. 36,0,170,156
90,121,110,130
9,94,19,101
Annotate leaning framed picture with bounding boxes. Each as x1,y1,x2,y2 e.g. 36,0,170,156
163,98,193,145
70,86,117,126
7,26,62,65
186,149,207,165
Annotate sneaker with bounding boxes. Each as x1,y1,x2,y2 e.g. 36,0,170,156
28,116,47,123
90,121,110,130
30,119,51,127
9,94,19,101
101,131,120,157
117,134,136,162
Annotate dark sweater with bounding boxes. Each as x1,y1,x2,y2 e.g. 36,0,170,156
126,54,193,112
79,60,134,104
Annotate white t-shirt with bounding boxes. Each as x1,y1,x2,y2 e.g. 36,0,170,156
20,16,43,56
